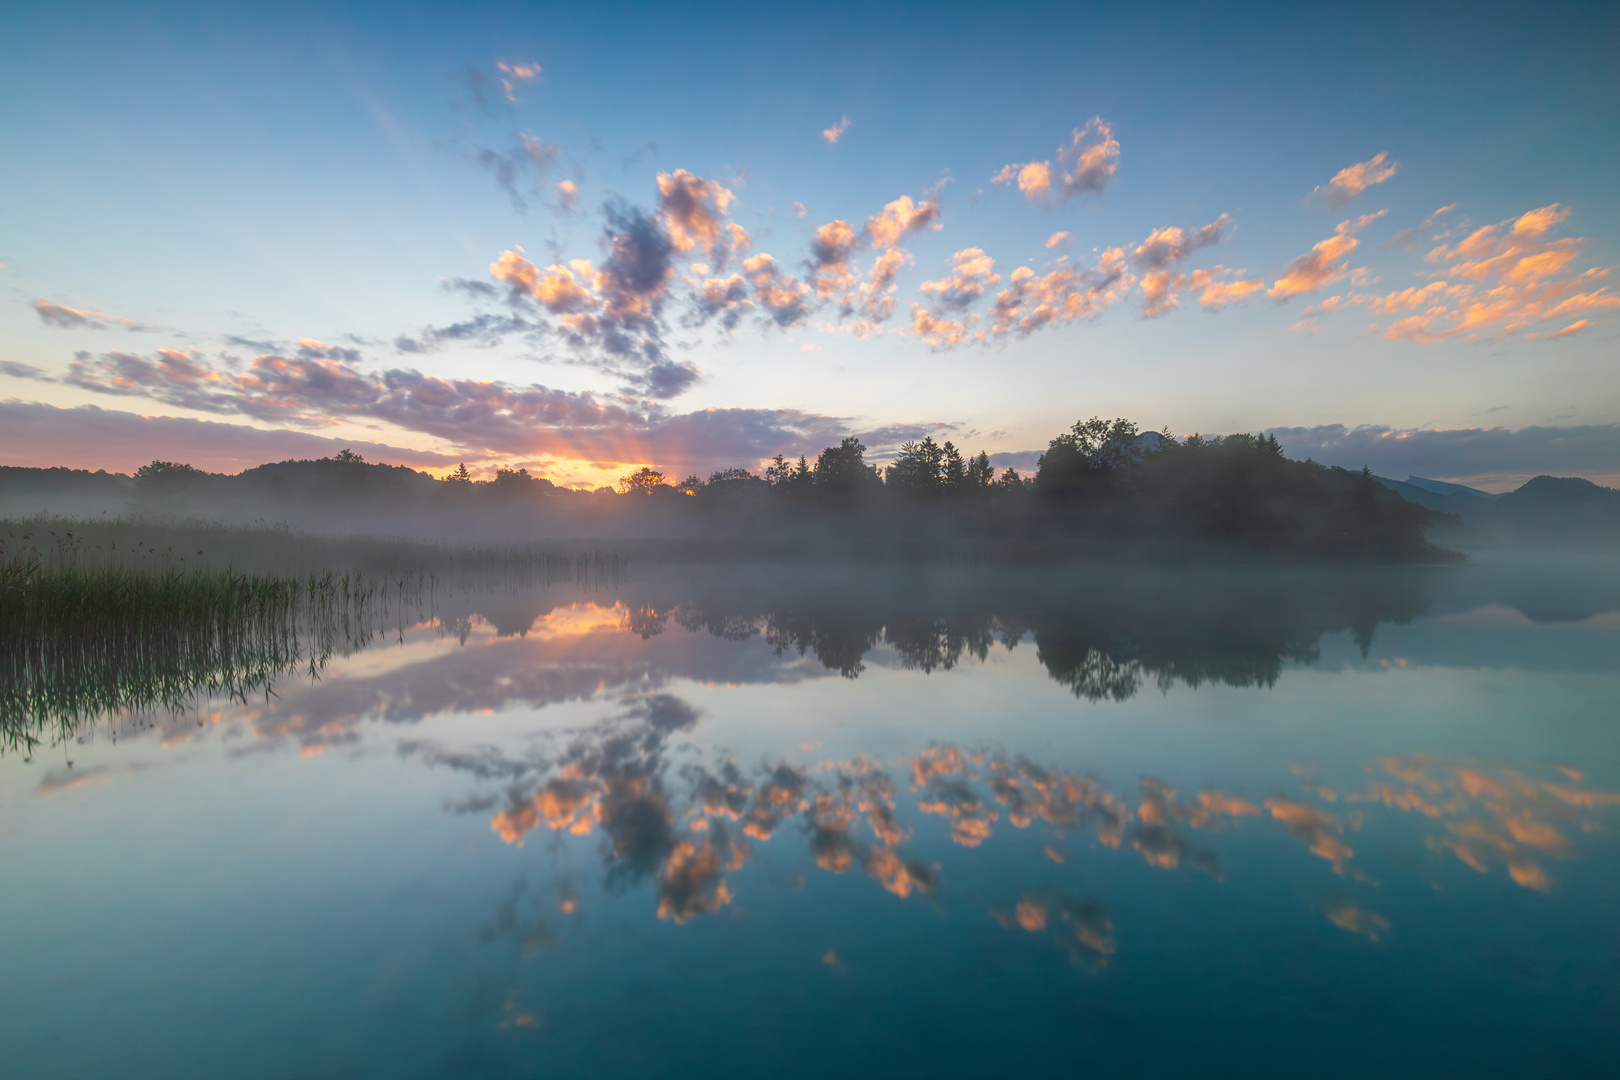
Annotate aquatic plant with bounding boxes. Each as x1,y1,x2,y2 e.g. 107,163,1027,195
0,520,629,753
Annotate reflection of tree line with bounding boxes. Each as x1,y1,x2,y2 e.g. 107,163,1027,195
414,691,1620,968
644,571,1434,699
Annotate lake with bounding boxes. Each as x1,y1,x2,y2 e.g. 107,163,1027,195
3,556,1619,1078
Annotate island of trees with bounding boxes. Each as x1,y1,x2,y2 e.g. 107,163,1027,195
0,417,1470,561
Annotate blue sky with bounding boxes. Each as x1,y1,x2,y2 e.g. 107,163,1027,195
2,1,1617,487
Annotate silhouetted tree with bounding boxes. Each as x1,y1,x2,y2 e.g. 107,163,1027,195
813,437,877,496
448,463,473,484
618,467,666,496
941,441,966,491
885,436,945,494
1036,417,1142,497
966,451,994,490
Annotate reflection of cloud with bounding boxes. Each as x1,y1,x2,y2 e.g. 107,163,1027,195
1359,756,1620,892
1266,797,1354,871
657,837,735,923
993,890,1115,970
38,766,109,794
1325,903,1389,941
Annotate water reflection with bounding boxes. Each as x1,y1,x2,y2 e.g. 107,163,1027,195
404,686,1620,965
9,561,1620,1076
19,564,1465,754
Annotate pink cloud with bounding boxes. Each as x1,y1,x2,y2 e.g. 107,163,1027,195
909,306,973,348
1311,152,1399,207
1128,215,1231,270
0,401,462,473
34,300,112,329
992,117,1119,205
821,116,851,145
742,254,811,327
808,219,862,299
658,170,741,262
986,248,1134,336
495,60,541,102
917,248,1001,311
864,194,941,249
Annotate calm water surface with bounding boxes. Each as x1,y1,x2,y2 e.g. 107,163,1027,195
4,559,1619,1078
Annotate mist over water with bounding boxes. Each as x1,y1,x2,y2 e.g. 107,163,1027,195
3,556,1619,1078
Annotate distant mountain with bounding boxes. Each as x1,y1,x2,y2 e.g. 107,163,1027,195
1401,475,1503,501
1373,475,1498,515
1378,473,1620,546
1498,474,1620,508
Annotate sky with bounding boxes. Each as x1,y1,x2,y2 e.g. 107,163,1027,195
2,0,1618,490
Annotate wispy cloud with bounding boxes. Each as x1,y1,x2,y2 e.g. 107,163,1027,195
1294,204,1618,342
555,179,580,212
33,299,149,331
821,116,851,145
495,60,542,102
34,300,111,329
45,343,913,476
1310,152,1398,207
1268,214,1383,301
0,400,463,473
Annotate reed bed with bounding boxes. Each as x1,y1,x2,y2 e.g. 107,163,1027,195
0,517,629,753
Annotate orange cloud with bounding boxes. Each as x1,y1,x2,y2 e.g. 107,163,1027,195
1311,152,1399,206
917,248,1001,311
743,253,811,327
1268,219,1368,301
808,219,861,299
496,60,541,101
865,194,941,250
1128,215,1231,271
34,299,114,329
1142,265,1264,317
986,248,1134,336
821,116,851,145
555,179,579,211
1375,204,1618,343
992,117,1119,205
658,170,739,260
